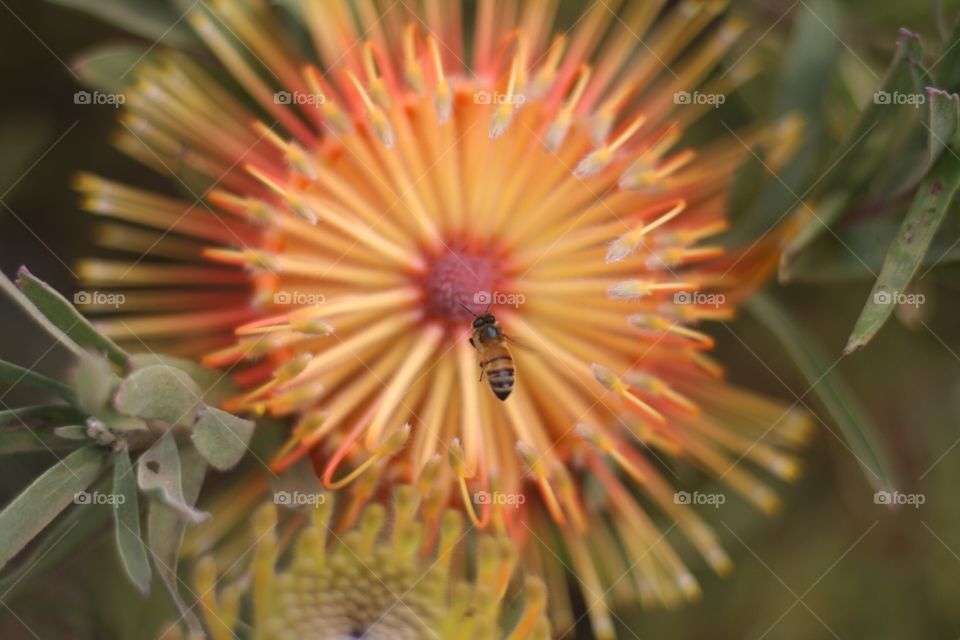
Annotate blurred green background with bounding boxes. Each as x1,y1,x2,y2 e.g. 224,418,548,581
1,0,959,638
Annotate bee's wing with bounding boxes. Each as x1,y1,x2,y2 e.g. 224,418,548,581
503,334,542,358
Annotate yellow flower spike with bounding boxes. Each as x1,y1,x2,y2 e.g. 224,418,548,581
357,503,386,555
251,503,278,629
303,65,352,134
436,509,464,574
403,24,425,95
192,556,233,640
326,423,410,490
346,70,395,148
574,113,647,178
605,199,687,263
426,34,453,123
508,577,548,640
516,441,565,525
528,34,567,100
592,363,666,425
362,40,391,110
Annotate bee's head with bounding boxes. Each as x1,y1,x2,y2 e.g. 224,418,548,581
472,313,496,329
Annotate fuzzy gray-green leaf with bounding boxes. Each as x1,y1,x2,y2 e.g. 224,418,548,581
70,352,116,415
0,359,75,402
114,365,203,427
0,446,108,570
147,444,207,636
15,268,128,367
137,431,209,523
845,147,960,352
191,407,254,471
113,448,151,594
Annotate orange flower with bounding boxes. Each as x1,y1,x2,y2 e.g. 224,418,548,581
76,1,809,635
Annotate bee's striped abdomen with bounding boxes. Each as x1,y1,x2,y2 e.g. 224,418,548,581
482,352,515,401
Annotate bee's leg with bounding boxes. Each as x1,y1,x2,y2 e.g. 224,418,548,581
478,365,485,382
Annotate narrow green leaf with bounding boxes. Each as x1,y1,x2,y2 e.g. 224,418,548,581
114,365,203,427
0,446,109,569
0,270,87,361
748,294,896,495
0,405,87,429
48,0,198,49
0,360,74,402
191,407,254,471
935,19,960,92
0,501,110,598
147,445,207,636
925,88,960,164
0,426,86,453
845,147,960,351
137,431,209,523
785,204,960,282
113,448,151,594
71,44,155,93
15,268,128,367
780,29,929,274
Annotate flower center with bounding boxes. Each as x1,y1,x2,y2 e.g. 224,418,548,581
424,251,495,322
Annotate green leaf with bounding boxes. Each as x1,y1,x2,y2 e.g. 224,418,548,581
53,425,89,440
845,147,960,351
113,448,151,594
128,354,236,406
0,359,74,402
0,426,87,453
191,407,254,471
114,365,203,427
15,268,128,367
70,352,116,415
935,19,960,92
925,88,960,164
146,444,207,636
72,44,156,93
0,500,110,598
0,270,87,361
0,446,109,569
781,208,960,281
0,405,87,429
780,29,929,275
747,294,897,496
137,431,209,523
721,0,840,248
48,0,198,49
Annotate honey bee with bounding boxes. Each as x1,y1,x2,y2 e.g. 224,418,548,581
463,305,515,401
